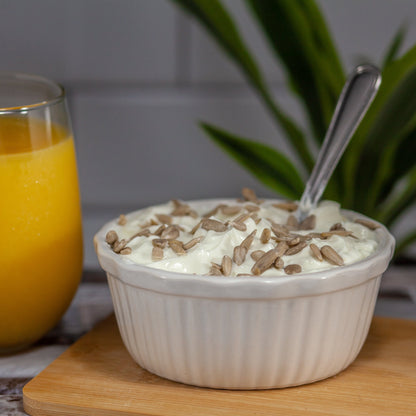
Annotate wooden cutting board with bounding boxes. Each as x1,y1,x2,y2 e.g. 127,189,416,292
23,315,416,416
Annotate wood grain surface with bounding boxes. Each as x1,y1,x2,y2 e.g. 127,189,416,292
23,315,416,416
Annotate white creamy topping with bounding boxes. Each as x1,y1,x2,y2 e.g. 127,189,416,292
108,199,379,277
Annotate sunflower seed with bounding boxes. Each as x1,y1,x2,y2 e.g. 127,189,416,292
250,213,261,224
160,225,180,240
241,230,257,250
271,222,290,237
221,205,242,216
321,245,344,266
354,218,380,230
274,257,284,269
152,246,164,261
235,212,251,223
288,237,301,246
112,239,127,253
171,205,190,216
275,241,289,257
228,213,251,231
307,232,324,239
233,245,248,265
117,214,127,226
230,221,247,232
105,230,118,245
155,214,172,224
291,233,312,241
272,202,298,212
285,241,307,255
168,240,186,255
203,204,226,218
251,248,281,275
140,219,159,228
152,238,168,248
245,204,260,212
190,220,202,235
242,187,260,203
190,210,199,219
183,236,203,250
310,243,323,261
260,228,271,244
153,224,167,236
221,255,232,276
330,223,345,231
202,218,227,232
127,230,151,243
299,215,316,230
284,264,302,274
321,230,356,238
251,250,266,261
271,235,291,243
171,199,181,208
209,262,223,276
286,214,299,229
171,201,197,217
135,229,151,237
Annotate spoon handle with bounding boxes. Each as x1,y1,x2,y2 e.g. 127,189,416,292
298,64,381,215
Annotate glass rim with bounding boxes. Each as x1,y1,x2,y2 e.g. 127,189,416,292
0,72,65,114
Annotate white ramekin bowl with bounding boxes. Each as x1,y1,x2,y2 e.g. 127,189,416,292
94,199,395,389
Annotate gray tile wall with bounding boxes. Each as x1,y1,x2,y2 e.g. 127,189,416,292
1,0,415,267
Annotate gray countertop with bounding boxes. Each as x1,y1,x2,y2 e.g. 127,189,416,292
1,267,415,416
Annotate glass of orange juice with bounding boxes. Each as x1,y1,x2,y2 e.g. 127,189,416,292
0,73,83,353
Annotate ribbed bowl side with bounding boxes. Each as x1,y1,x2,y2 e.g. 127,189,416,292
107,273,381,389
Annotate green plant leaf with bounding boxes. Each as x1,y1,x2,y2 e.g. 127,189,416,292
353,45,416,140
171,0,263,90
200,122,304,199
261,93,315,172
389,126,416,179
171,0,314,171
246,0,344,141
377,126,416,203
379,165,416,226
382,23,407,69
364,116,416,216
353,66,416,214
169,0,416,256
298,0,345,78
369,68,416,141
342,44,416,207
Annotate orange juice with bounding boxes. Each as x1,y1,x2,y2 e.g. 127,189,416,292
0,116,83,352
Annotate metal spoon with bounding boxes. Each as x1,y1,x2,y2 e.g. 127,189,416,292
297,64,382,221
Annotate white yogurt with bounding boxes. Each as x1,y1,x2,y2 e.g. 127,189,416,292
109,199,379,277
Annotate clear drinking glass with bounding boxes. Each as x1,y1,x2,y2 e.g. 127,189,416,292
0,73,83,353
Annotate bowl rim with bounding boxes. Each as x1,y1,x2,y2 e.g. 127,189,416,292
94,198,395,299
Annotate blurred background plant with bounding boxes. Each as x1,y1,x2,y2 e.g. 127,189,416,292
171,0,416,258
